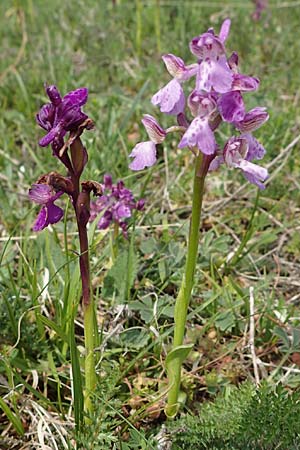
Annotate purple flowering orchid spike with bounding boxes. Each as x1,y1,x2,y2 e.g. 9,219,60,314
36,84,88,154
128,18,270,419
31,84,101,417
129,17,269,191
90,174,144,236
252,0,268,21
29,184,64,231
129,115,167,170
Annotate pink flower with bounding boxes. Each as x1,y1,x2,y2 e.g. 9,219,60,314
29,184,64,231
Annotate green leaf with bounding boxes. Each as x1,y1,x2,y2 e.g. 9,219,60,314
274,326,290,349
70,319,84,429
118,327,149,350
166,344,193,368
215,310,236,332
103,244,138,303
0,397,24,436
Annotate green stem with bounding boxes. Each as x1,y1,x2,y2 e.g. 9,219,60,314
166,151,207,418
154,0,161,54
110,222,119,263
83,299,96,417
135,0,142,60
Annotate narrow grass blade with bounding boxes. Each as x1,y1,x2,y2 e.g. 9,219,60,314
0,397,24,436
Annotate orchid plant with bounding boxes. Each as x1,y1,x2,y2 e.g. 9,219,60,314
29,85,142,423
90,174,144,260
129,19,269,417
29,84,99,422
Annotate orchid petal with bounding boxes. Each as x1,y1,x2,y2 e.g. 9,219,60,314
46,85,62,106
178,117,217,155
129,141,157,170
29,184,53,204
33,206,48,231
63,88,88,107
218,91,245,122
197,59,233,94
243,133,266,161
142,114,166,144
151,79,185,115
46,202,64,225
219,19,231,43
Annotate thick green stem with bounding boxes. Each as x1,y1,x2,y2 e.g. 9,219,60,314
166,152,207,418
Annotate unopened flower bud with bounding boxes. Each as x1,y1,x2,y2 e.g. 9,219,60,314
46,85,62,106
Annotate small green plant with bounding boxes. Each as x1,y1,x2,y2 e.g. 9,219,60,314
170,382,300,450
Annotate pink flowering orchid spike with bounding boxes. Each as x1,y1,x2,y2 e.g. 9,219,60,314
129,18,269,418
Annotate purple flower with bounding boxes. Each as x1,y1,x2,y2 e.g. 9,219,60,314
178,91,217,155
152,79,185,115
217,75,260,123
252,0,268,21
151,54,198,116
29,184,64,231
36,85,88,154
190,20,233,94
129,115,166,170
223,136,268,189
90,175,144,236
